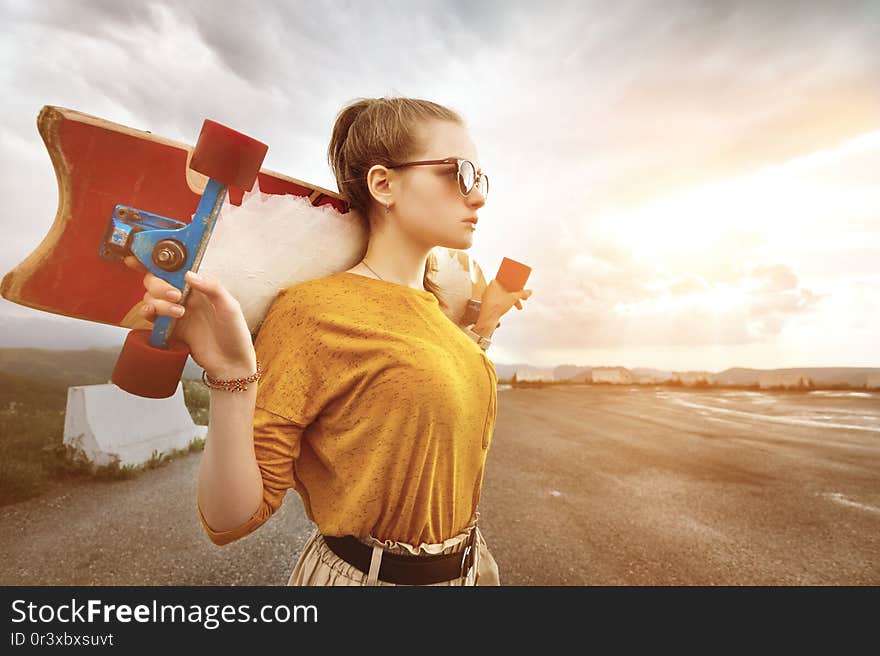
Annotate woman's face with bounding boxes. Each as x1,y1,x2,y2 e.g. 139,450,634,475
390,120,486,250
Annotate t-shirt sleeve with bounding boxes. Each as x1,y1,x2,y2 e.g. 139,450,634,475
251,287,329,425
197,286,327,546
197,407,305,546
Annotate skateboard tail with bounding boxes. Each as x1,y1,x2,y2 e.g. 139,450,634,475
1,106,204,326
1,107,71,309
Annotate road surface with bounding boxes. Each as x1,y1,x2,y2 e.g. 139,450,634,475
1,386,878,585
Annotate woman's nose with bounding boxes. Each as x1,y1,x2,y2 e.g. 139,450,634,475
467,188,486,209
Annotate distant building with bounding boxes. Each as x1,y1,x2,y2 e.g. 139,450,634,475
554,366,591,382
591,367,632,384
633,370,673,384
673,371,714,386
515,369,555,382
759,372,811,389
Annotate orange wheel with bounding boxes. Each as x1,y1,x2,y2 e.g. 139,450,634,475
190,119,268,191
495,257,532,292
111,329,191,399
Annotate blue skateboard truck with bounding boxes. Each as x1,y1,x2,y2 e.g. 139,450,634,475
107,119,267,399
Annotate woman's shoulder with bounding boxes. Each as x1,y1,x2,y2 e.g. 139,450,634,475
271,271,355,314
280,270,351,295
255,276,339,348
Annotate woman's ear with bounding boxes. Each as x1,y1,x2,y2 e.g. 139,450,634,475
366,164,394,208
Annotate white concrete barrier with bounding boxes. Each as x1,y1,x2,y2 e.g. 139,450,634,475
63,382,208,468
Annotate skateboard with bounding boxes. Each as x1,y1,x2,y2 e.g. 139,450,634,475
0,106,499,398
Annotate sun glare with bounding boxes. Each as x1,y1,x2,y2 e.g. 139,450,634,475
593,130,880,264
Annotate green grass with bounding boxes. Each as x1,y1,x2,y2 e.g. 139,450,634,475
182,378,211,426
0,373,210,508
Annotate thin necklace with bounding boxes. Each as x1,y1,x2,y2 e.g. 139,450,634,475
360,259,427,294
361,259,383,280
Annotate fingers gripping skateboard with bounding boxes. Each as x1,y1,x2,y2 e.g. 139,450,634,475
112,120,267,399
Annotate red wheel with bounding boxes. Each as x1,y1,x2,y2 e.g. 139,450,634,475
111,329,191,399
190,119,268,191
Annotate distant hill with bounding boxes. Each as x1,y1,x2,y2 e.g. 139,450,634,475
491,363,878,388
0,347,121,387
0,369,68,409
1,347,877,390
492,363,531,381
712,367,879,388
0,346,204,389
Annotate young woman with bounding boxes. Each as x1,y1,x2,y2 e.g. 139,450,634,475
127,97,532,585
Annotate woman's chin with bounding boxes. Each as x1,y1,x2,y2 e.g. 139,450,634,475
440,232,474,251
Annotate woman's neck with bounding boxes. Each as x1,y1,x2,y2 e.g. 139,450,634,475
356,225,432,291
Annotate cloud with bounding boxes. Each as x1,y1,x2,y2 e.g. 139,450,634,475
1,0,877,368
477,0,880,211
748,264,798,293
744,264,824,338
532,273,821,351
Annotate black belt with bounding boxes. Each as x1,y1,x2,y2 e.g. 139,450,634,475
323,532,477,585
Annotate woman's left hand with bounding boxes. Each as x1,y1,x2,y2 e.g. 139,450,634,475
480,279,533,321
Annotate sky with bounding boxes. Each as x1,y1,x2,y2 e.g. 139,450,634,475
1,0,878,371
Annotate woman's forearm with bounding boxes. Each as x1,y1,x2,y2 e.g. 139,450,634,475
196,384,265,532
473,312,502,339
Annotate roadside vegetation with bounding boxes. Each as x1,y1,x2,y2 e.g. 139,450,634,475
0,371,209,508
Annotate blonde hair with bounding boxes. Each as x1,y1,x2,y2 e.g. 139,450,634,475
328,97,464,308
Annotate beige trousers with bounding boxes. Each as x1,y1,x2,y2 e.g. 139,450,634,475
287,522,501,586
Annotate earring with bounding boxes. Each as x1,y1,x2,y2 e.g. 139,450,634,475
385,203,392,214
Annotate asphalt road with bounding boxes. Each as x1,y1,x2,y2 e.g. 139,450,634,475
1,386,878,585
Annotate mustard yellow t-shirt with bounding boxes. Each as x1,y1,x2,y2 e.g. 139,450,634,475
198,271,498,547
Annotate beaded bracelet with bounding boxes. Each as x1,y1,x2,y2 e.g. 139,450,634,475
201,360,262,392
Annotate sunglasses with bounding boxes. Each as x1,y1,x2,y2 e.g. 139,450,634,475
387,158,489,199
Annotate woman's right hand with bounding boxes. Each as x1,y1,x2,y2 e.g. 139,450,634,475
124,256,257,379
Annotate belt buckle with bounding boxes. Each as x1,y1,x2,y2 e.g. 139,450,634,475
459,528,478,583
459,543,473,583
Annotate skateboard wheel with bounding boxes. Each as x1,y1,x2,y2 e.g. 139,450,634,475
496,257,532,292
190,120,268,191
111,329,191,399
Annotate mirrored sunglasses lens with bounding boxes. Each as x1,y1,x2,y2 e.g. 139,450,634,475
479,174,489,199
458,161,476,195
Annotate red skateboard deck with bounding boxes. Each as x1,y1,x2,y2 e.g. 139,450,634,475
0,106,348,330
